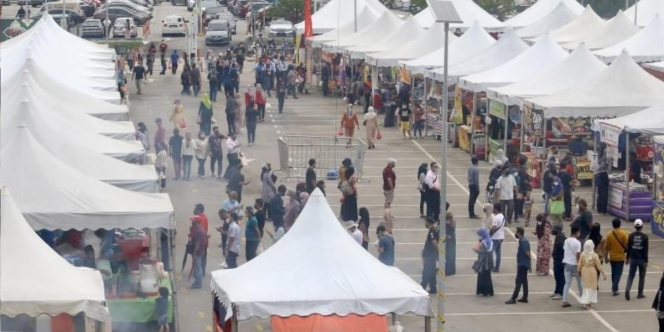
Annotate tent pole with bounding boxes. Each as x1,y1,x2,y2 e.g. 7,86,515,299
424,77,428,137
592,135,598,210
424,316,432,332
391,313,397,325
503,103,509,158
470,92,476,158
541,118,547,189
519,104,524,153
437,21,450,332
231,305,239,332
626,145,631,221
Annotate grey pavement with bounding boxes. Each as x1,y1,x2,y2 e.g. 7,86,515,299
11,2,663,330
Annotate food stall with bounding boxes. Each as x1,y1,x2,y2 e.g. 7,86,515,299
651,136,664,238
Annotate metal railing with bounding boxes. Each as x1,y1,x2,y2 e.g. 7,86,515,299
276,135,368,182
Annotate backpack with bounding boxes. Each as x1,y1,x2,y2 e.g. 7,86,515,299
338,179,354,196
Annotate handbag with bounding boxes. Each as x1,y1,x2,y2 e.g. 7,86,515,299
179,119,187,129
489,216,504,236
337,127,344,136
549,199,564,215
472,259,481,273
196,110,202,125
377,131,383,140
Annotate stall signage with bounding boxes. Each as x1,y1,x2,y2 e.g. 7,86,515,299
524,105,544,137
576,160,592,180
454,86,463,124
610,189,623,209
489,101,506,119
600,123,621,146
651,201,664,239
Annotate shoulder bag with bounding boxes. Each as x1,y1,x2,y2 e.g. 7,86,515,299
490,216,504,236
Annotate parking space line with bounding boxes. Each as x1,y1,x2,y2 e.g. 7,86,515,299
446,309,653,317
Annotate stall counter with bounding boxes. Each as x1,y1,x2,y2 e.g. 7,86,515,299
609,182,653,221
107,274,174,323
458,125,471,152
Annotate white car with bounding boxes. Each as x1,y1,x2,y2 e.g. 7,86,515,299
112,17,138,38
161,15,187,36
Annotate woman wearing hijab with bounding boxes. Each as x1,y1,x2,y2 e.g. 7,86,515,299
234,92,244,133
358,207,370,250
255,83,267,122
363,106,380,149
652,272,664,331
340,166,359,222
340,103,359,146
578,240,607,309
198,93,213,136
534,214,552,276
445,211,456,276
225,90,239,135
169,99,186,129
284,190,301,230
181,65,192,95
474,228,494,297
549,174,564,224
481,203,494,229
417,163,428,218
299,192,310,206
589,223,607,287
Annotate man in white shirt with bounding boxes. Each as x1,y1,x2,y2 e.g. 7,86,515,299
224,215,241,269
494,166,517,224
224,132,241,180
347,222,363,245
561,225,583,307
424,162,441,221
490,203,506,273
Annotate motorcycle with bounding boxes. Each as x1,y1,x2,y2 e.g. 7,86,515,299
246,41,260,57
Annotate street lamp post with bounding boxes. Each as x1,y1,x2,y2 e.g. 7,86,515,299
427,1,462,331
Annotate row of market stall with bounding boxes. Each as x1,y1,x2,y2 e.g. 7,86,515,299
0,13,176,331
304,0,664,231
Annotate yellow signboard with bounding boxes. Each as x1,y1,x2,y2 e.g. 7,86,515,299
576,159,592,180
454,85,463,124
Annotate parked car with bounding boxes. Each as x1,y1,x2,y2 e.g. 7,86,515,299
238,0,266,19
126,0,152,10
32,8,86,24
205,19,230,46
400,0,410,11
81,18,105,38
200,0,216,12
161,14,187,36
230,0,248,16
112,17,137,37
18,0,44,7
171,0,186,5
268,18,294,37
2,0,11,6
104,0,151,16
214,11,236,34
93,7,149,26
80,2,97,17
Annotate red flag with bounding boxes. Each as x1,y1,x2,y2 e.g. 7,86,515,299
303,0,313,37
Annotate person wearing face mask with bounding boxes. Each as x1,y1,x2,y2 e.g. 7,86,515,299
486,161,503,203
494,166,517,225
505,227,531,304
424,162,441,221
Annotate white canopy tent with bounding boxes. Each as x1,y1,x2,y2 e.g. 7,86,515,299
210,190,431,321
412,0,505,31
322,11,402,52
597,106,664,136
295,0,386,34
2,99,143,161
427,28,529,83
594,15,664,63
0,187,109,322
526,50,664,118
487,44,606,105
561,10,640,50
401,21,493,74
311,8,378,47
624,0,664,27
366,22,457,67
348,16,424,59
2,66,128,120
515,2,578,39
643,61,664,72
505,0,584,28
413,6,435,28
458,34,569,91
3,72,135,140
530,6,606,46
0,126,174,231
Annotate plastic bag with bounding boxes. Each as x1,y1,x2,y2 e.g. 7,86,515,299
377,131,383,140
389,322,404,332
337,128,344,136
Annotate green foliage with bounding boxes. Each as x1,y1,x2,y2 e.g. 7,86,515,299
475,0,515,21
585,0,626,18
410,0,426,14
266,0,312,23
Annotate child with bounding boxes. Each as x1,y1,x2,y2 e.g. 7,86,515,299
156,286,169,332
316,180,326,196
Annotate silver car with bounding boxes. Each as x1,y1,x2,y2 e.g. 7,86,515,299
268,18,294,37
205,19,230,46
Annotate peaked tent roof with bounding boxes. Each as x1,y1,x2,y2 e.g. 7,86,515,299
526,51,664,118
295,0,386,34
401,21,494,74
597,106,664,136
0,188,109,321
505,0,585,28
488,44,606,105
624,0,664,27
458,34,569,91
643,61,664,72
515,2,578,39
211,190,431,321
323,11,402,52
534,5,607,45
413,0,505,31
413,6,435,28
348,16,425,59
428,28,529,82
594,15,664,63
562,10,640,50
367,22,458,67
311,8,378,46
0,126,174,231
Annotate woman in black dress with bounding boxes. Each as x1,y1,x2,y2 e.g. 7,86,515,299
475,228,494,296
358,207,370,250
445,211,456,276
340,166,358,222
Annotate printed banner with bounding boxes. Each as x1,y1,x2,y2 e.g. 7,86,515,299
303,0,313,37
576,159,592,180
651,201,664,239
599,123,621,146
454,85,463,124
489,100,506,119
551,117,593,137
1,18,40,42
398,67,411,84
294,34,302,65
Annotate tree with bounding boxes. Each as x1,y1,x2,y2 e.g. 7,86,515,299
585,0,626,18
410,0,426,14
475,0,515,21
267,0,313,24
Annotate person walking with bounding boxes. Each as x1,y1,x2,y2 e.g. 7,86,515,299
418,163,428,219
169,99,186,129
131,61,146,95
276,77,286,113
306,159,317,194
234,92,244,132
494,166,517,225
286,65,298,99
377,225,395,266
168,128,183,180
589,222,607,270
558,161,574,220
255,83,267,122
625,219,649,301
244,99,259,146
468,156,480,218
398,102,412,139
340,104,359,146
224,214,241,269
181,66,192,95
562,225,583,308
154,118,167,152
195,132,208,178
189,220,207,288
244,206,261,262
383,158,396,209
573,199,593,243
182,132,195,181
198,93,213,136
321,61,330,97
506,227,531,304
363,106,379,149
224,132,241,180
358,207,370,250
551,224,566,300
170,50,180,74
534,214,552,276
425,162,441,222
578,240,607,309
605,218,629,296
445,211,457,276
412,103,425,139
542,161,556,214
270,185,287,231
208,68,220,102
208,126,226,179
653,272,664,332
594,144,610,214
160,52,167,75
191,64,202,97
340,166,359,222
490,203,505,273
475,227,494,297
421,217,439,295
261,164,277,216
549,174,565,224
